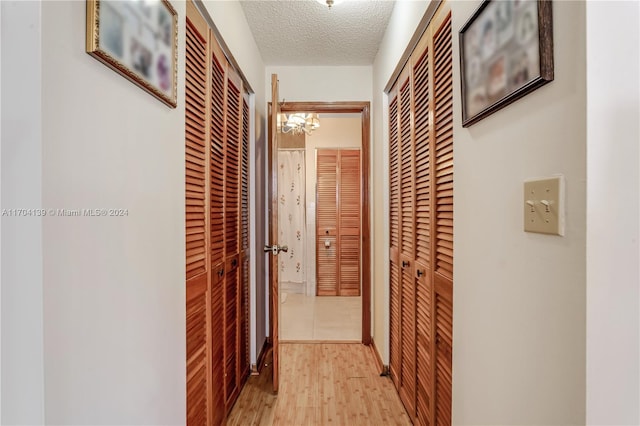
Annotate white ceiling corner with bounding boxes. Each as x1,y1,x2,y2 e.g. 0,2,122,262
240,0,396,66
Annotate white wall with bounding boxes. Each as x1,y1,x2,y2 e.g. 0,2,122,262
266,66,372,103
303,117,361,297
451,1,586,423
201,0,268,366
1,2,45,423
35,0,267,422
586,2,640,424
371,0,430,362
41,1,186,423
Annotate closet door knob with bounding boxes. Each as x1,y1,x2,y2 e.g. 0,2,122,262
402,260,410,268
417,269,424,277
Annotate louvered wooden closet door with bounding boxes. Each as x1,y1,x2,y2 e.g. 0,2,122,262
432,12,453,425
209,46,227,426
398,73,416,416
338,150,361,296
387,4,453,425
413,39,433,426
223,73,242,406
185,7,210,425
388,89,401,388
316,149,361,296
316,150,338,296
186,1,252,423
239,94,250,382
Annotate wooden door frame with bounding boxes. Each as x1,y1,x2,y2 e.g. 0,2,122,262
271,101,372,345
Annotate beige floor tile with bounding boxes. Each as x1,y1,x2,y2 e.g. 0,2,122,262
280,291,361,341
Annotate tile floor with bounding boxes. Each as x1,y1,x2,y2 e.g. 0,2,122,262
280,292,362,341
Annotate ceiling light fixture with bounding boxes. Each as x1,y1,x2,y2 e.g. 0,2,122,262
315,0,342,9
278,112,320,136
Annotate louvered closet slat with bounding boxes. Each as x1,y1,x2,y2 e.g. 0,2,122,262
185,1,251,423
388,91,401,388
387,3,453,426
185,13,210,426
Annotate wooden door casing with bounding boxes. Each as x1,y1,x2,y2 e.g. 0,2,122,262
274,101,372,345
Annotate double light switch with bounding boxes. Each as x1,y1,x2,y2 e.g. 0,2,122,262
523,175,565,236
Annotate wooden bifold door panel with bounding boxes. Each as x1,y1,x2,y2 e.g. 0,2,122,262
185,1,250,424
388,3,453,426
316,149,361,297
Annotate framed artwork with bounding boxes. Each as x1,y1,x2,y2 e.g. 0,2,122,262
459,0,553,127
86,0,178,108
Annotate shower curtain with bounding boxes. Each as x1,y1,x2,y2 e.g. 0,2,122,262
277,149,306,286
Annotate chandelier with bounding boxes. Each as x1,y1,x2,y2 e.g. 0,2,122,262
278,112,320,136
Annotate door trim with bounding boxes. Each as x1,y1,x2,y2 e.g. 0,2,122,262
275,101,372,345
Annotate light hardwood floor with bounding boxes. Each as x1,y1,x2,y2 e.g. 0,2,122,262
227,343,411,425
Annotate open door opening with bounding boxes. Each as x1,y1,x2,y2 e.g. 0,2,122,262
267,91,372,376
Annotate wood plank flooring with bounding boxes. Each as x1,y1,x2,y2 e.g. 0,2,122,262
227,343,411,426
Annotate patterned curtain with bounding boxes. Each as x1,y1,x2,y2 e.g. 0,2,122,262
278,150,306,284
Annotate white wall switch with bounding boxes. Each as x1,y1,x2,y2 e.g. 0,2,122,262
523,176,565,236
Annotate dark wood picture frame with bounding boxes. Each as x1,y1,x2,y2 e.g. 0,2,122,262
86,0,178,108
459,0,553,127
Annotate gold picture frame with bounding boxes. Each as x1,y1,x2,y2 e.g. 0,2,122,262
86,0,178,108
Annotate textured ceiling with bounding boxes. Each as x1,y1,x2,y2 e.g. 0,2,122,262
240,0,396,65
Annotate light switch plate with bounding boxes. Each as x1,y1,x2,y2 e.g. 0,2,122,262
523,176,565,236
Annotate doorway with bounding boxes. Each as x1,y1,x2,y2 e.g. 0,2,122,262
269,101,371,346
278,113,363,341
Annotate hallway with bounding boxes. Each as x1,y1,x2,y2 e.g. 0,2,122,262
2,1,638,425
227,343,410,425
